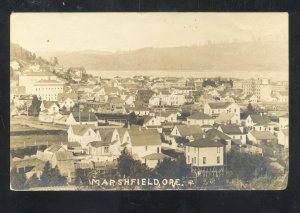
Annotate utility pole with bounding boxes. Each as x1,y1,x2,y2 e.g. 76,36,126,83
79,104,81,124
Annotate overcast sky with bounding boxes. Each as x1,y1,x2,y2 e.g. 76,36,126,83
11,13,288,53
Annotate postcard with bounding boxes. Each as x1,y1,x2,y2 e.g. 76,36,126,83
10,13,288,190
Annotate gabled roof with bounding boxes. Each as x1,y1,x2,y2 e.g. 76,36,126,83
98,128,115,143
143,115,156,124
88,141,110,147
71,112,98,122
219,124,243,134
128,129,161,146
191,133,205,140
186,139,224,148
205,129,231,140
249,131,277,140
46,144,66,153
244,94,256,100
207,102,233,109
132,105,149,111
70,124,97,136
57,92,78,102
143,153,171,160
175,125,203,137
156,111,177,117
215,112,235,123
116,128,128,140
248,114,271,125
188,112,213,120
55,151,74,161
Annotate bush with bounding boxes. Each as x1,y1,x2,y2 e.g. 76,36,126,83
10,168,28,190
227,150,266,182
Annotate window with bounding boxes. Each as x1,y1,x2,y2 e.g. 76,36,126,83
194,147,196,153
240,136,242,139
217,147,220,153
217,156,220,164
187,155,190,163
203,157,206,164
104,146,109,153
157,147,160,153
145,146,148,151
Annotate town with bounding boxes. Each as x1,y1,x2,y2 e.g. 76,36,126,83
10,44,288,190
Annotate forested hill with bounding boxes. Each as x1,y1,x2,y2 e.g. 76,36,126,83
10,43,52,67
39,40,288,71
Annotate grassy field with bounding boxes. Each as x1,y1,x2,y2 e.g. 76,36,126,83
10,124,41,132
10,134,68,149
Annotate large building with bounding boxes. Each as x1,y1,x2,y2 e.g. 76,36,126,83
33,79,64,101
241,78,272,102
19,72,64,101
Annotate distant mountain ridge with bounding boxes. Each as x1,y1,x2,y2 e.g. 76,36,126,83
33,41,288,71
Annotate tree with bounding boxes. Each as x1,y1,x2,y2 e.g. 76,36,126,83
10,168,28,190
61,106,68,115
53,57,59,66
247,103,254,114
117,148,136,177
128,112,137,125
27,173,41,188
28,95,41,116
227,151,265,182
117,148,150,178
40,162,67,187
153,155,191,179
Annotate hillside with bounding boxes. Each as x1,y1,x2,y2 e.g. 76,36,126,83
38,40,288,71
10,43,53,68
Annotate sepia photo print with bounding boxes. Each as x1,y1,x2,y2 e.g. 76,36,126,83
10,13,288,190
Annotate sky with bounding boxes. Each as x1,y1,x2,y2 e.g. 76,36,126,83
11,13,288,53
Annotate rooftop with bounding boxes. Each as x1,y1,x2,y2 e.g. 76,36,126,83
249,131,277,140
128,129,161,146
207,102,233,109
70,124,97,136
186,139,224,148
175,125,203,137
188,112,213,120
219,124,243,134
